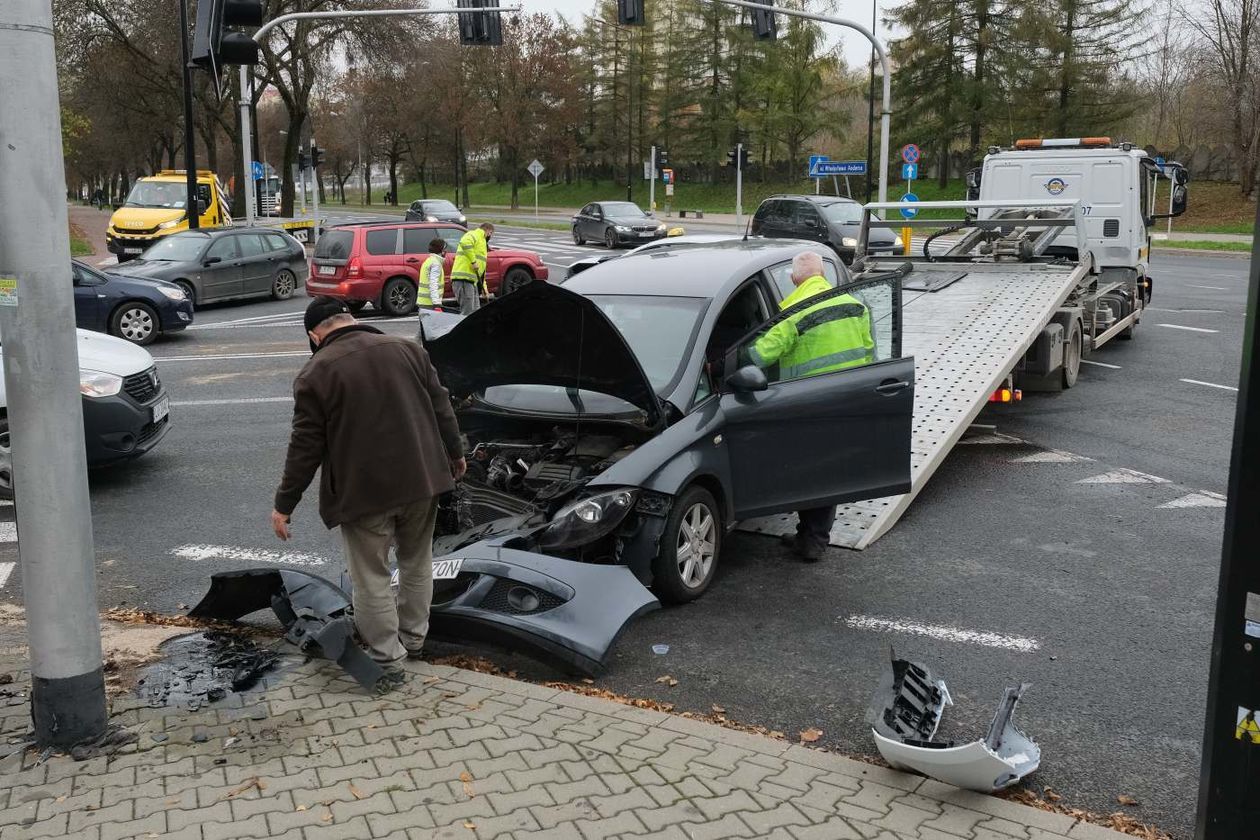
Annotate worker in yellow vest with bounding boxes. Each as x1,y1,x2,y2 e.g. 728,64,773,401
749,250,875,562
416,238,445,312
450,222,493,314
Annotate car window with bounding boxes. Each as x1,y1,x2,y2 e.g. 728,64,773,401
753,201,773,223
581,204,595,216
438,228,466,252
586,295,707,392
196,184,212,208
820,202,863,225
264,233,290,252
410,201,423,212
315,230,353,259
767,259,850,303
793,202,823,227
236,233,268,259
365,228,399,256
205,236,239,261
73,263,104,286
403,227,437,255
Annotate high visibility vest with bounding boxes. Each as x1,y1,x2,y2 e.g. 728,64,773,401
417,254,442,307
451,228,487,288
750,274,874,379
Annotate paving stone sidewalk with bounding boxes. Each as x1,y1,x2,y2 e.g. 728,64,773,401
0,630,1132,840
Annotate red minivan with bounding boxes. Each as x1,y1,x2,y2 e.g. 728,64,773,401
306,221,550,315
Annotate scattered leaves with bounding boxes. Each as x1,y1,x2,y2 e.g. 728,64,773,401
1001,788,1172,840
581,678,595,685
295,805,308,812
54,796,66,803
348,783,366,801
165,798,180,806
654,675,679,687
768,730,785,740
711,704,726,714
431,654,504,675
463,820,477,830
1117,794,1140,806
458,771,474,783
1044,787,1062,802
465,703,482,711
459,771,475,799
220,777,263,801
799,728,824,743
320,813,333,823
423,676,442,685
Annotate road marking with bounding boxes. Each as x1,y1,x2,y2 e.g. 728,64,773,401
1158,491,1227,509
206,310,309,326
172,397,293,407
172,544,329,567
1157,323,1219,334
1080,359,1121,369
0,522,16,542
1147,307,1224,314
154,351,310,363
0,563,12,590
1181,378,1238,392
1011,449,1093,463
1077,468,1171,485
1187,284,1227,290
842,615,1040,653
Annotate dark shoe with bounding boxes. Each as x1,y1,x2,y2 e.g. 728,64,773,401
798,542,825,563
780,533,805,554
405,647,425,661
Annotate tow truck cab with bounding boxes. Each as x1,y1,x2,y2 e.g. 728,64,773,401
968,137,1188,276
107,170,230,261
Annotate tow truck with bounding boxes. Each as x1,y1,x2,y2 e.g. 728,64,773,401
742,137,1189,549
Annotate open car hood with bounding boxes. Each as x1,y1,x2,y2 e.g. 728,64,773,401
424,282,663,426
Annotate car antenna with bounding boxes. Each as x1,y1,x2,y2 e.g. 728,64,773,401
742,213,752,241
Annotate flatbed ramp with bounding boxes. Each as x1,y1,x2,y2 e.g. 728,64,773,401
740,260,1086,549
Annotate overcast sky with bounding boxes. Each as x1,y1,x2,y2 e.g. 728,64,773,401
527,0,897,70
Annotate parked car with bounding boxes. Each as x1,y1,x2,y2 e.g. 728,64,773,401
572,201,668,248
110,228,309,308
0,327,171,497
418,240,914,603
565,234,740,280
74,259,193,346
405,198,467,224
751,195,902,263
306,221,550,316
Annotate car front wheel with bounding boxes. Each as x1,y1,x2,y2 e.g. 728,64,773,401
652,485,722,604
572,227,585,246
110,302,159,346
604,228,618,249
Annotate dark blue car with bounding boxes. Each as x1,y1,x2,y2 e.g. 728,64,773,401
72,260,194,346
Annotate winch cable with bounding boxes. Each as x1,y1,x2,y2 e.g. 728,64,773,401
923,223,969,262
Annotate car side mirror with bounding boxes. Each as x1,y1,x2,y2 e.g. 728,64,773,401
204,256,222,266
725,365,769,393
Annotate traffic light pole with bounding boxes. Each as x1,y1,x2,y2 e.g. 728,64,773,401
0,0,107,747
178,0,200,229
237,5,521,228
310,138,320,242
649,145,656,213
708,0,892,213
735,142,743,233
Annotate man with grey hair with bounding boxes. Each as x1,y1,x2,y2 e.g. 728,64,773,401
749,249,874,561
271,297,466,682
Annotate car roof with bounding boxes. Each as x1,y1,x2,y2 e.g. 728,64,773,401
563,238,834,298
328,220,462,231
763,194,859,207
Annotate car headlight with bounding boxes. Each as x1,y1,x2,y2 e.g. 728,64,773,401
656,224,667,233
158,220,181,230
842,236,859,248
894,235,904,248
80,369,123,398
158,286,186,301
458,215,467,223
614,225,630,233
539,488,639,550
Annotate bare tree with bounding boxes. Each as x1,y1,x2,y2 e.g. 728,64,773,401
1186,0,1260,194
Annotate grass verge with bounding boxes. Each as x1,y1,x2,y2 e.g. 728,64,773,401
1153,239,1252,252
69,222,93,257
474,217,571,233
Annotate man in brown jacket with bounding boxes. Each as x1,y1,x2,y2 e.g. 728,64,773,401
271,297,466,667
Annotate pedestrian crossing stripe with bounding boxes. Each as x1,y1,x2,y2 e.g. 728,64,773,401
1236,708,1260,744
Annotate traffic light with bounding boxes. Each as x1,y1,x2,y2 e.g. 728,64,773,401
191,0,263,70
726,148,737,167
297,149,310,171
750,0,778,41
740,146,751,167
458,0,503,46
656,148,669,169
725,146,752,168
617,0,646,26
310,144,325,168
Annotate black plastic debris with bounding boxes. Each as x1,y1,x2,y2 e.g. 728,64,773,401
189,568,386,693
137,631,282,709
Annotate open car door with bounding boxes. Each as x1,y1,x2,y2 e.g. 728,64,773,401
719,272,914,519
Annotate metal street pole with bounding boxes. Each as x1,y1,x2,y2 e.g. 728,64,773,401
0,0,107,747
709,0,893,213
865,0,876,203
178,0,200,229
735,142,743,233
649,145,656,213
310,138,320,243
1195,198,1260,836
238,6,521,227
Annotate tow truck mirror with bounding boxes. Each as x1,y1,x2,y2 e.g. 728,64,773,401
197,199,208,215
1171,184,1188,216
725,365,769,393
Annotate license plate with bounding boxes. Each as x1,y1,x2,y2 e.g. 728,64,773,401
152,396,170,424
123,248,142,255
433,558,464,579
639,232,654,237
318,264,336,276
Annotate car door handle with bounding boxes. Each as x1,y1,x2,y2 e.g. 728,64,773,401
875,379,910,395
406,257,420,263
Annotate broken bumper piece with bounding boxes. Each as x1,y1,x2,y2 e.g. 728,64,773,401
868,655,1040,791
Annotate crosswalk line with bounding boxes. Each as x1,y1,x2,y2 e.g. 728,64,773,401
1011,450,1093,463
1077,468,1170,484
0,562,13,590
0,522,16,543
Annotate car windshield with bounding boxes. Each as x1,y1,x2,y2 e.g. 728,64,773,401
602,202,647,218
425,200,459,213
140,234,207,262
124,181,188,209
820,202,863,224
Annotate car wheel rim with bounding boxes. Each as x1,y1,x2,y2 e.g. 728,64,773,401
0,427,12,497
390,284,409,309
573,229,581,244
119,308,153,342
275,272,294,297
606,231,616,248
675,503,716,588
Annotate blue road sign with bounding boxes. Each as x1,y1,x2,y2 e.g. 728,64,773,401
811,160,867,177
807,154,829,177
902,162,918,181
901,144,920,164
900,192,920,219
251,160,264,181
1155,155,1166,172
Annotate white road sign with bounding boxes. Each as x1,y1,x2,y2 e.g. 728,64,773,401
527,159,545,177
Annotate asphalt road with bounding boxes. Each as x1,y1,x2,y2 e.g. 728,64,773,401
12,229,1248,837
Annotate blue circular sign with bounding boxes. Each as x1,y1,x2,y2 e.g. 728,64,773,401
251,161,265,181
900,193,920,219
901,144,920,164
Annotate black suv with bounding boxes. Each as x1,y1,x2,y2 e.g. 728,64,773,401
751,195,900,263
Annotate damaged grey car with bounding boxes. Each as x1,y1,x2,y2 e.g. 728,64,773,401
420,240,916,604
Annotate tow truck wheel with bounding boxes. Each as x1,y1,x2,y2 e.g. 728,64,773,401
380,277,417,317
1063,319,1082,389
653,486,722,604
270,269,297,301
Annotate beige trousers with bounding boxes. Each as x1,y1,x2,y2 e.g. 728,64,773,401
339,498,439,664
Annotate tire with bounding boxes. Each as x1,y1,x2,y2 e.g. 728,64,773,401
271,268,297,301
1062,318,1082,389
175,280,196,307
346,301,368,314
0,416,12,501
110,301,159,346
500,267,532,296
604,228,618,249
652,486,722,604
380,277,417,317
572,227,585,246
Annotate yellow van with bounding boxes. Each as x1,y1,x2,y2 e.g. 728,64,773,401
106,170,230,261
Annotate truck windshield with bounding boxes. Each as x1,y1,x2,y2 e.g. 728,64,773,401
124,181,189,209
141,233,208,262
